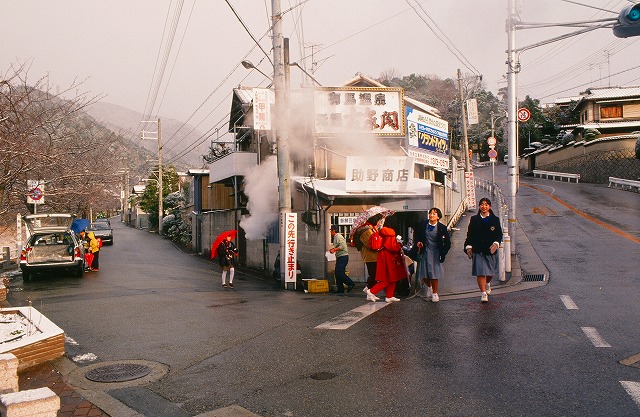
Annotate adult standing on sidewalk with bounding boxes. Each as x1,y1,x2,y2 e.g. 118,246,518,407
329,225,355,293
415,207,451,302
464,197,503,303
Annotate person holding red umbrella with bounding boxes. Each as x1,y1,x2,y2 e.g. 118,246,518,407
211,230,238,288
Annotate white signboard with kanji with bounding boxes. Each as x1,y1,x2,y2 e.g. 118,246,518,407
253,88,272,130
345,156,414,193
314,87,405,136
464,171,477,210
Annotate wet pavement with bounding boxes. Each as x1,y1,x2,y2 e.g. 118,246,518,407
7,190,550,417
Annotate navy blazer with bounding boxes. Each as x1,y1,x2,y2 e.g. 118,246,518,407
463,211,503,256
414,220,451,260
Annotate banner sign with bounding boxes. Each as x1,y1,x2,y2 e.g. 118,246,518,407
406,107,449,171
346,156,414,192
314,87,405,136
283,212,298,286
253,88,272,130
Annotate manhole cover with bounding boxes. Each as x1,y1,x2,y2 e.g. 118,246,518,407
85,363,152,383
310,371,337,380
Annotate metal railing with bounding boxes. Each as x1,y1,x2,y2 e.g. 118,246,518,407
608,176,640,192
532,169,580,183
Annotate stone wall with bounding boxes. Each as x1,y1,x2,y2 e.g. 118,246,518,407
524,136,640,184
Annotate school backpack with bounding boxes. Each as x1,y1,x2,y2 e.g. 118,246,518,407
368,230,383,251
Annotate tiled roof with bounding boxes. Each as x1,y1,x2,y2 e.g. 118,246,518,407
580,86,640,100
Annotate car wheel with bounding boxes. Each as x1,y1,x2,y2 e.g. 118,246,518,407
75,265,84,278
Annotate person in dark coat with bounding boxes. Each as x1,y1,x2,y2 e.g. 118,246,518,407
217,235,238,288
415,207,451,302
464,197,503,303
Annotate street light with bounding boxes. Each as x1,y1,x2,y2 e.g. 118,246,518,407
241,60,273,83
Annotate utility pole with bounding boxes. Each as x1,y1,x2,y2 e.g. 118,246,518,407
506,0,518,254
457,69,471,173
272,0,293,287
158,118,163,236
142,119,163,235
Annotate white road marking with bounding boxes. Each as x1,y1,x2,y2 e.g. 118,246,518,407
581,327,611,348
620,381,640,409
316,302,389,330
560,295,578,310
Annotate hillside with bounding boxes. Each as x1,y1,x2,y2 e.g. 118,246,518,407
85,101,211,169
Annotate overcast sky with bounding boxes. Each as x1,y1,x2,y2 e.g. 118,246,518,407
3,0,638,158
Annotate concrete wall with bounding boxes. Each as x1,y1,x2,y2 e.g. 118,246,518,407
522,136,639,183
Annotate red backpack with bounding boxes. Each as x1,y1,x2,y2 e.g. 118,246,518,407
369,230,383,251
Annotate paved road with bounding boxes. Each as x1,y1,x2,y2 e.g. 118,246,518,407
3,165,639,416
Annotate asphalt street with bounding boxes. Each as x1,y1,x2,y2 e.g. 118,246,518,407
2,164,639,416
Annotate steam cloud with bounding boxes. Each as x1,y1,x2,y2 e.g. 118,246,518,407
240,156,278,240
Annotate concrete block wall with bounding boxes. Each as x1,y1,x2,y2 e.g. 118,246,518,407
0,354,60,417
0,354,19,394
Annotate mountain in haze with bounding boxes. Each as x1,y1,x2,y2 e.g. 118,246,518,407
85,100,212,169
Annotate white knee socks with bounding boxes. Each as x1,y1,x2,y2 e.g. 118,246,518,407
229,268,235,284
221,270,227,285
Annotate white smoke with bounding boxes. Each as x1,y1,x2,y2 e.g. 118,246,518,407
240,156,278,240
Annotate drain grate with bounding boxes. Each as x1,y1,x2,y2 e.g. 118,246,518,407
522,274,546,282
85,363,152,383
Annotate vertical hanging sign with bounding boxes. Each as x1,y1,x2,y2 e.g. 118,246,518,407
283,212,298,288
464,171,477,210
253,88,272,130
466,99,479,125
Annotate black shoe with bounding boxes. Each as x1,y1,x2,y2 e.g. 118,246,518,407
229,283,234,288
347,284,355,292
222,284,227,288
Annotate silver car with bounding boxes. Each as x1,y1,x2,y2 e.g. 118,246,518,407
19,213,85,279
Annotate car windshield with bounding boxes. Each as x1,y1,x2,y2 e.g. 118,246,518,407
88,223,110,230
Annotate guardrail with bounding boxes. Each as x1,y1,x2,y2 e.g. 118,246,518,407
608,176,640,192
532,169,580,183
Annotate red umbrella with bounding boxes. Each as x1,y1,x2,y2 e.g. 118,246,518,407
211,230,238,259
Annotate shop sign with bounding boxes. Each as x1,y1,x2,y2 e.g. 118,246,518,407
346,156,414,193
314,87,405,136
407,107,449,153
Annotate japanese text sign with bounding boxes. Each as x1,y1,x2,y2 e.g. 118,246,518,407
346,156,414,193
314,87,405,136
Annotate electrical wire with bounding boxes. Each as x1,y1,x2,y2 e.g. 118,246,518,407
406,0,482,77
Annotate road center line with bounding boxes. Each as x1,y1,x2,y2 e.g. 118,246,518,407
560,295,578,310
581,327,612,348
316,302,389,330
523,184,640,244
620,381,640,409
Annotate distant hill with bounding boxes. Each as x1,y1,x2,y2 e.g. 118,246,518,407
85,101,211,169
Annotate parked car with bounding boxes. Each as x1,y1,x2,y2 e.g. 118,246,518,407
20,213,85,279
94,217,111,226
86,222,113,245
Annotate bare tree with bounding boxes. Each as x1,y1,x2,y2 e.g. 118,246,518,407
0,63,149,239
